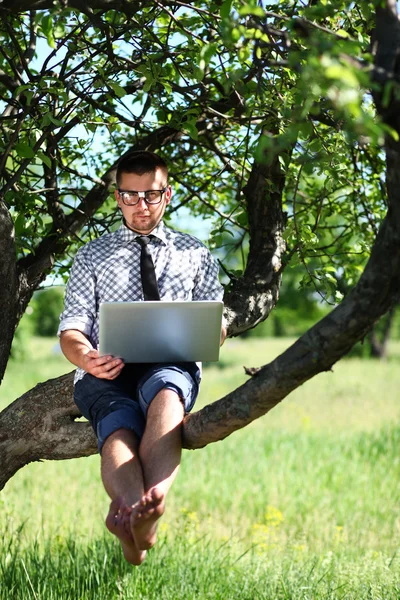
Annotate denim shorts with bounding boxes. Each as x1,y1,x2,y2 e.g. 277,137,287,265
74,362,200,453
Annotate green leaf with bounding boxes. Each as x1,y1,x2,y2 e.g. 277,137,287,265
15,84,32,95
200,43,218,66
236,211,248,227
380,123,399,142
48,114,65,128
37,151,52,168
382,81,394,109
336,29,350,39
239,5,266,17
142,70,154,92
220,0,232,19
108,82,127,98
41,14,55,48
192,65,204,81
14,213,25,236
40,113,52,127
15,143,35,159
24,91,34,106
183,119,198,140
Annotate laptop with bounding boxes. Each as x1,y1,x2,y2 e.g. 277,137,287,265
99,300,224,363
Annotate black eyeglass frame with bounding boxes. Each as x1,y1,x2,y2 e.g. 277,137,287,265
117,186,168,206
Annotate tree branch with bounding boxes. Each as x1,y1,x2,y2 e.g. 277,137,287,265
0,1,152,14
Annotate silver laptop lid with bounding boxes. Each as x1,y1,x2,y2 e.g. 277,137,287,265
99,300,223,363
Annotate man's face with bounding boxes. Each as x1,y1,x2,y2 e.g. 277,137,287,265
115,169,171,235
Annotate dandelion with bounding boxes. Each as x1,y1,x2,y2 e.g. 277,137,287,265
292,543,307,553
180,508,199,525
159,522,169,534
333,525,344,544
250,523,278,553
249,505,284,554
179,508,200,539
251,523,270,538
264,505,284,528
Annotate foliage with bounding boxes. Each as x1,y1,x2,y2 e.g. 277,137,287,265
30,286,65,336
0,1,390,299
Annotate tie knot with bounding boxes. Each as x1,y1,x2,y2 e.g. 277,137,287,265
136,235,150,247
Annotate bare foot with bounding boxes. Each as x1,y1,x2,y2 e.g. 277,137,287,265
105,497,146,565
130,487,165,551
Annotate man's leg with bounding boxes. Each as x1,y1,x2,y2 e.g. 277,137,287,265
101,428,147,565
130,388,184,551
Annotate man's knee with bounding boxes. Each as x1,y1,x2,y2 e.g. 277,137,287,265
101,426,140,454
137,364,199,418
147,388,184,416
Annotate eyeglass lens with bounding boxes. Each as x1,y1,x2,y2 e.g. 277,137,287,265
120,190,162,205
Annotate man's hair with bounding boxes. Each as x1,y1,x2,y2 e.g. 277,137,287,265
116,151,168,186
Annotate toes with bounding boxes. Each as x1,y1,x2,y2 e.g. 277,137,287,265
105,511,117,533
105,497,130,535
150,487,164,504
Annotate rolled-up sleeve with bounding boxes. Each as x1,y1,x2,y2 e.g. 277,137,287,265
57,247,97,338
192,247,224,302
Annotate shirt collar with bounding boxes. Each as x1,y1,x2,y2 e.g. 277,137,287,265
117,219,168,246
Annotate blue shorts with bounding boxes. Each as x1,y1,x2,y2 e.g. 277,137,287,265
74,362,200,453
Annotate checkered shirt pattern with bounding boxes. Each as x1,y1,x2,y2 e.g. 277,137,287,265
58,220,224,383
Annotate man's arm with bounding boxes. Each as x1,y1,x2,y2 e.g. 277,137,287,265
58,247,124,380
60,330,124,380
196,248,226,346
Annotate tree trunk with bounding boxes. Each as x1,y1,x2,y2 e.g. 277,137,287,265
0,200,18,384
368,306,397,359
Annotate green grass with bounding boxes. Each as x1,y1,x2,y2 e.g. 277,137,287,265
0,336,399,599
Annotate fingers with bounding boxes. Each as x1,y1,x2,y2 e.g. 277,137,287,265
98,357,125,380
83,351,125,379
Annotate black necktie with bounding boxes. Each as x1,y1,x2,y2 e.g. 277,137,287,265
135,236,160,301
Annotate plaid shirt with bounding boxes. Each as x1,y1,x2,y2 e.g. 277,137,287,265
58,220,224,382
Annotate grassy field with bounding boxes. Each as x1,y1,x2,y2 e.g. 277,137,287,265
0,336,399,599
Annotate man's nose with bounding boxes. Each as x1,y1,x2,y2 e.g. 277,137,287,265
137,196,148,208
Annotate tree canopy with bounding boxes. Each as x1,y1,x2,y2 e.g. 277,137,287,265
1,0,400,490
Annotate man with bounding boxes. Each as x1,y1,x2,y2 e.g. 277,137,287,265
58,151,226,565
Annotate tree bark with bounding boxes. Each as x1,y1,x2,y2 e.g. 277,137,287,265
0,372,94,491
0,200,18,384
223,126,289,334
368,306,397,359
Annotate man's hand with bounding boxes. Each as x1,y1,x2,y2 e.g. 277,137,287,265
82,349,125,380
60,330,125,380
220,325,227,346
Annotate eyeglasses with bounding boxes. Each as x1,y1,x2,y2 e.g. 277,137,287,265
117,186,168,206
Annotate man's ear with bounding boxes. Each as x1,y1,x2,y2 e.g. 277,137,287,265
165,185,172,206
115,189,122,208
